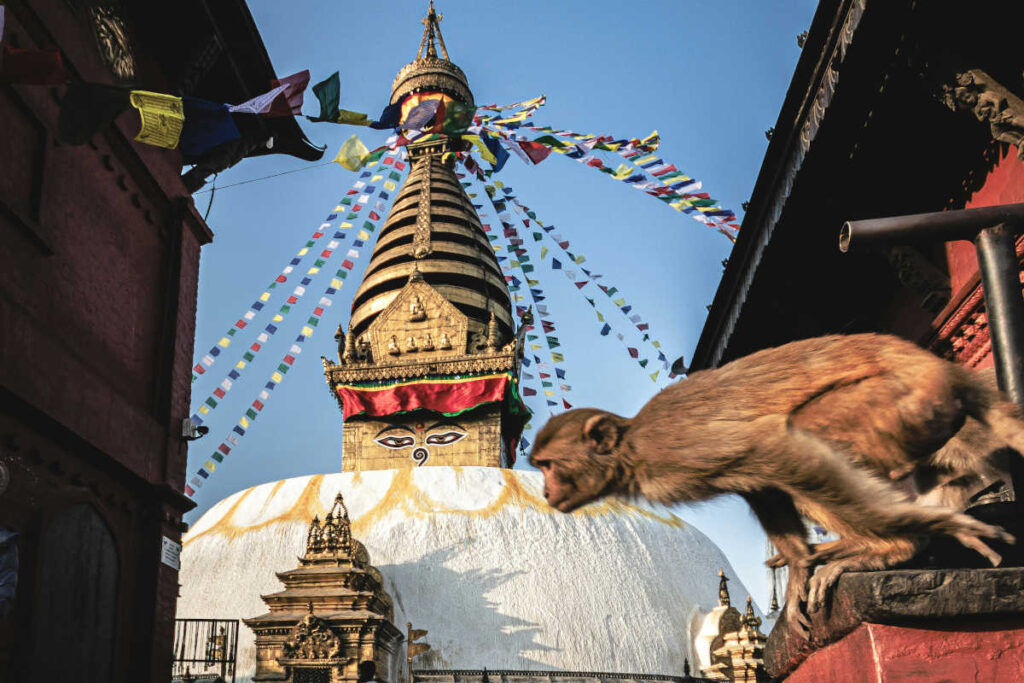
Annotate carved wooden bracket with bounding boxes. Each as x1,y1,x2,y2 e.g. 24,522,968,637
942,69,1024,160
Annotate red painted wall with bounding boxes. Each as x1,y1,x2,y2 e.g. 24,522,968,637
784,621,1024,683
0,3,209,680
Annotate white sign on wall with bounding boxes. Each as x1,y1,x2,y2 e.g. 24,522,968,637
161,536,181,571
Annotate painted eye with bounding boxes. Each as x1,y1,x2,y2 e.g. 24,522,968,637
375,435,415,449
425,431,466,446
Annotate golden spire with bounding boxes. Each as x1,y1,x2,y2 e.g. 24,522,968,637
718,569,731,607
390,2,473,106
418,0,450,61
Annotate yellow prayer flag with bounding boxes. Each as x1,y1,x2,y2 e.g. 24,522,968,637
204,460,216,472
129,90,185,149
198,405,210,415
574,255,586,264
240,416,251,428
551,352,565,362
494,180,505,189
544,390,555,397
383,180,397,191
307,267,320,275
217,337,231,348
530,344,541,350
340,222,352,229
333,134,370,171
235,360,246,369
334,205,344,211
357,230,370,240
260,292,271,302
337,109,370,126
301,326,314,336
649,371,660,382
540,246,548,259
331,278,343,288
371,174,383,182
464,134,496,164
298,248,309,256
272,314,283,322
270,373,283,384
652,341,662,348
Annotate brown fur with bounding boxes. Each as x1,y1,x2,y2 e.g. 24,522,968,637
529,334,1020,634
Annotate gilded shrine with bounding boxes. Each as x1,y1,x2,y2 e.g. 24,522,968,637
322,3,528,472
244,492,402,682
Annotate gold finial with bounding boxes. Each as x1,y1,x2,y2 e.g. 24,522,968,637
417,0,450,61
717,569,731,607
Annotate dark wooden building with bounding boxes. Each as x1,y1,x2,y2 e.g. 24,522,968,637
693,0,1024,373
690,0,1024,680
0,1,319,680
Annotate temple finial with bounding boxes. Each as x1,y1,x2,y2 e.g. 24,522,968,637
417,0,450,61
717,569,731,607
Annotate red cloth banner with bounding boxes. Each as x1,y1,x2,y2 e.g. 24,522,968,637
336,374,510,420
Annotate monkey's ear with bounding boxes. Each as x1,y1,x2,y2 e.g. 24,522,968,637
583,413,625,455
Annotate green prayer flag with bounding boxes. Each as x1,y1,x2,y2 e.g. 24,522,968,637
311,72,340,122
442,101,475,133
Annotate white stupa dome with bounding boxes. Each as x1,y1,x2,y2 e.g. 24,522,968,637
178,466,755,681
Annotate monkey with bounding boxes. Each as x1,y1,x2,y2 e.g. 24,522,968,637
528,333,1020,635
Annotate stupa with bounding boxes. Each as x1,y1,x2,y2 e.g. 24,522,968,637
177,5,760,682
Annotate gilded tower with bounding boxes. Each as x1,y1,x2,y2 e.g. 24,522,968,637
323,3,528,472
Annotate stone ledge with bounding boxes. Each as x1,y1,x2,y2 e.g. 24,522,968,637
765,567,1024,678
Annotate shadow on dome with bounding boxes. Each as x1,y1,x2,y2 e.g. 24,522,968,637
377,544,559,668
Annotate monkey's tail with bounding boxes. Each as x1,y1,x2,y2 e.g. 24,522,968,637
955,366,1024,453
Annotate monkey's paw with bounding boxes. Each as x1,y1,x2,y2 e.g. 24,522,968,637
784,598,811,639
806,563,847,613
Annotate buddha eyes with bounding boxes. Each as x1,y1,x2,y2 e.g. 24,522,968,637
375,435,416,449
425,431,466,445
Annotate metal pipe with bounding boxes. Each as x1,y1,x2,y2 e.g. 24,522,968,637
976,224,1024,405
839,202,1024,252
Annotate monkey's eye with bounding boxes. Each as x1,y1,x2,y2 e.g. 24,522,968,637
375,435,415,449
425,431,466,446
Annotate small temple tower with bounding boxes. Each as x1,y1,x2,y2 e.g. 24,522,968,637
244,492,402,682
323,2,528,472
695,571,769,682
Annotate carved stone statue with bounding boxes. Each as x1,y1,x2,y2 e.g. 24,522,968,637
485,312,501,351
387,335,400,356
406,336,418,352
357,337,373,363
409,294,427,322
439,332,452,350
421,333,435,351
343,325,358,364
334,324,345,364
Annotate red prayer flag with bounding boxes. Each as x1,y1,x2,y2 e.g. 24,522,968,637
368,211,380,221
383,157,394,165
518,140,552,165
314,306,324,316
284,354,295,365
275,275,287,283
184,485,195,496
213,387,226,398
266,70,310,117
341,259,355,269
0,46,66,85
286,295,298,304
628,347,639,358
193,364,205,374
252,399,264,410
562,398,572,409
217,443,231,455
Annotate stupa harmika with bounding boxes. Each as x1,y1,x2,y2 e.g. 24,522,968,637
177,5,764,682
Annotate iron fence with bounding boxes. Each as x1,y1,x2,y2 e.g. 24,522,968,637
172,618,239,682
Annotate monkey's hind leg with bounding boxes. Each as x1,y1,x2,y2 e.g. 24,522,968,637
742,488,813,637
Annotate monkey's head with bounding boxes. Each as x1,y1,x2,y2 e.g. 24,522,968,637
529,408,632,513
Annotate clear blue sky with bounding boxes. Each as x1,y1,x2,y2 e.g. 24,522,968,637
186,0,819,610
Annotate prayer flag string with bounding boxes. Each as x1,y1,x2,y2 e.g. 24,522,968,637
185,152,407,496
189,150,403,427
479,177,670,384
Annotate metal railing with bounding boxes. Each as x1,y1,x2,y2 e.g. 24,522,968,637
172,618,239,682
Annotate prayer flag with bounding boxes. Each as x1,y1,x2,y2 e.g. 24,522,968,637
403,98,441,131
336,109,370,125
370,102,402,129
180,97,240,156
0,45,65,84
311,71,340,122
518,141,552,165
442,101,475,133
482,135,509,172
333,134,370,171
265,70,310,116
129,91,185,149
